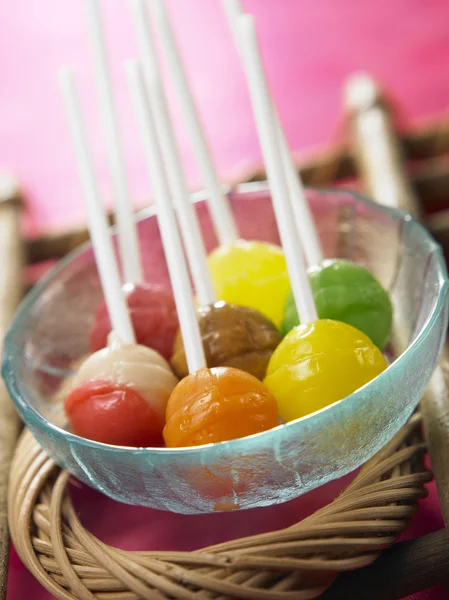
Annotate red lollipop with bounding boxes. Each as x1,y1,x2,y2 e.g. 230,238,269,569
66,379,164,446
89,282,179,360
60,68,178,448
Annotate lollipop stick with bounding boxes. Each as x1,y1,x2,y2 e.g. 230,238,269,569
236,16,317,324
126,60,206,373
148,0,239,247
281,136,323,266
85,0,144,284
223,0,323,267
59,68,136,345
130,0,215,307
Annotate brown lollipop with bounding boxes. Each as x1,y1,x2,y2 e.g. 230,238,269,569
171,301,281,380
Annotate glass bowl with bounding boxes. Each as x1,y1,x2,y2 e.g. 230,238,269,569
3,186,448,514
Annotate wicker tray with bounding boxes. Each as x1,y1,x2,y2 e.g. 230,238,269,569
3,73,449,599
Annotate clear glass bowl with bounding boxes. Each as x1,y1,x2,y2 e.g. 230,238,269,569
3,186,448,514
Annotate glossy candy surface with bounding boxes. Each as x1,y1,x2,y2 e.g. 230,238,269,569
171,301,281,381
208,240,289,328
65,343,178,447
65,380,164,446
282,259,393,349
89,283,179,360
163,366,279,448
264,319,388,423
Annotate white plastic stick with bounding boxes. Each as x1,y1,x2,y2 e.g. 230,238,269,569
130,0,215,306
58,68,136,345
148,0,239,247
237,16,317,324
85,0,144,284
126,60,206,373
280,132,323,266
223,0,323,267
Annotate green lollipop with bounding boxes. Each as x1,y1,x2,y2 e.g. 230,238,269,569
282,259,393,350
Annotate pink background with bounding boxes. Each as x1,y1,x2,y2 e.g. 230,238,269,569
2,0,449,598
2,0,449,235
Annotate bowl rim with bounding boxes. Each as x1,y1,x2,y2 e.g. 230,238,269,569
3,184,448,457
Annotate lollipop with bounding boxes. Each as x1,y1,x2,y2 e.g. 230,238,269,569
282,259,393,349
129,29,281,381
89,283,178,359
83,2,182,356
59,69,177,447
235,14,387,421
127,61,280,448
66,339,177,446
264,319,387,422
147,0,289,328
171,301,281,380
224,0,393,349
164,366,279,447
208,241,289,327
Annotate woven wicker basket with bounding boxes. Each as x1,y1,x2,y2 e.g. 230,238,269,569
9,415,428,600
4,74,449,599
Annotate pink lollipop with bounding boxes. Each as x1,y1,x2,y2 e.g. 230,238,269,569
89,283,178,360
85,1,179,358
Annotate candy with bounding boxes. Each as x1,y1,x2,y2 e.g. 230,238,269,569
264,319,388,423
282,259,393,350
208,240,289,328
65,342,178,446
163,366,279,447
89,283,179,359
171,301,281,380
65,380,164,446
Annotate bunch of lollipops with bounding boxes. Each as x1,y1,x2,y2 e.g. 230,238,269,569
60,0,393,450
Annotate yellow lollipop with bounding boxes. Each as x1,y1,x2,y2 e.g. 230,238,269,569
145,1,290,328
264,320,387,422
235,16,387,423
208,240,289,328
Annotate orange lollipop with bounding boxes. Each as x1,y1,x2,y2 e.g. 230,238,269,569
127,65,281,450
163,366,279,448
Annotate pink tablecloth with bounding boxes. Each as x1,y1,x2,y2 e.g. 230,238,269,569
2,1,449,598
